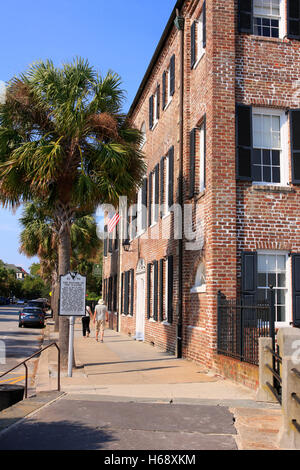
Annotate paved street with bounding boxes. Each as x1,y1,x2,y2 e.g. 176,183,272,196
0,305,43,393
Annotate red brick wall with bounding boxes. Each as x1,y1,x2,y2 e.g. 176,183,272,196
102,0,300,389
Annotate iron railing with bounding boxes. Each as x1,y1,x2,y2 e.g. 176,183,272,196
217,291,273,366
291,368,300,434
0,342,60,398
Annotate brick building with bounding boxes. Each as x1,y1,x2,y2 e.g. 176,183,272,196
103,0,300,388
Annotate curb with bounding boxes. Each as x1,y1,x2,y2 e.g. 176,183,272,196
0,391,65,436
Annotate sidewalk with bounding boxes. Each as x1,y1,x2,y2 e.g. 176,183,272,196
33,319,282,450
0,319,282,450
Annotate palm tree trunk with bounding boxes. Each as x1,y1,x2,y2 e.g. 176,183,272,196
58,225,71,368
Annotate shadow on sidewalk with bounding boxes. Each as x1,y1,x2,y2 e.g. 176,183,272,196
86,365,178,376
0,418,116,450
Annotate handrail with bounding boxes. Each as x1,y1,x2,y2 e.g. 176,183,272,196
0,342,60,398
291,368,300,380
265,346,282,363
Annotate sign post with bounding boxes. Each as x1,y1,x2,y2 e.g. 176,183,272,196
59,272,86,377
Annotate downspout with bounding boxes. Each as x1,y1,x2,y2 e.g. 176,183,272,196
175,10,185,358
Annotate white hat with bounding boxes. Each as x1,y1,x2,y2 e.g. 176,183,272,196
98,299,104,305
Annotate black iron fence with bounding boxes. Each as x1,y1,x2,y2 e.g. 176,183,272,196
217,290,275,366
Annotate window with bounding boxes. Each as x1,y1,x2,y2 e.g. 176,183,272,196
191,261,206,293
136,187,143,236
253,0,283,38
257,252,290,324
199,122,206,192
162,154,170,217
151,170,157,224
252,108,287,185
191,3,206,68
140,122,146,148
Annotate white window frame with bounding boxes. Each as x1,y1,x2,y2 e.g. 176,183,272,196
140,122,146,149
136,188,143,237
257,250,292,328
252,107,288,186
151,171,158,226
162,155,171,218
199,123,206,193
153,90,159,127
190,261,206,293
253,0,285,39
166,65,173,107
194,10,205,68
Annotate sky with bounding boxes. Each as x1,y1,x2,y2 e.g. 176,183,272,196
0,0,176,271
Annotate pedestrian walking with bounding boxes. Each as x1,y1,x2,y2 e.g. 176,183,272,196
93,299,108,343
82,304,92,338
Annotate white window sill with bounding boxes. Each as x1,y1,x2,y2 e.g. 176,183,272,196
252,184,295,193
135,229,146,239
190,285,206,294
150,221,158,229
148,318,157,323
163,98,172,111
162,321,171,326
151,121,158,131
162,211,171,220
193,50,205,70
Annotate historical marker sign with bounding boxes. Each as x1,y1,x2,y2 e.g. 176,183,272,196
59,272,86,317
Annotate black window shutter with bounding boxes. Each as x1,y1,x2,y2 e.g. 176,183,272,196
203,114,207,189
124,271,129,315
238,0,253,34
191,21,196,68
149,95,154,129
108,232,113,253
156,84,160,120
162,72,166,109
242,251,257,304
202,1,206,48
113,274,118,312
160,157,165,217
189,128,196,198
290,109,300,183
159,259,164,322
236,104,253,180
142,178,148,230
121,273,124,314
104,225,108,257
168,146,174,208
170,55,175,96
148,172,152,227
147,263,152,319
292,254,300,326
167,256,174,323
153,261,158,321
288,0,300,40
155,163,159,221
130,269,134,316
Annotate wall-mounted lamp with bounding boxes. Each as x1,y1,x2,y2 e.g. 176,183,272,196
123,239,131,252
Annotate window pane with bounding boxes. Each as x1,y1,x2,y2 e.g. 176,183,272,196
272,167,281,183
266,255,276,272
263,149,271,165
277,289,286,305
258,254,268,272
277,306,285,322
258,273,267,286
263,165,272,182
268,272,276,286
253,149,261,164
277,273,286,287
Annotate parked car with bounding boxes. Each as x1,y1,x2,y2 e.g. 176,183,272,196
16,299,27,307
27,300,49,312
18,307,45,328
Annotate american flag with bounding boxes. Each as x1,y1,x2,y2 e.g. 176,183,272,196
107,213,120,233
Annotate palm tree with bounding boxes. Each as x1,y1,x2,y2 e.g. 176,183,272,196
0,59,145,366
19,201,102,330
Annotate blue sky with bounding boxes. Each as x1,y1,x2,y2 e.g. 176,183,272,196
0,0,176,270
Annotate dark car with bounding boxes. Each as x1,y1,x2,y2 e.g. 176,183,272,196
18,307,45,328
27,300,49,312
